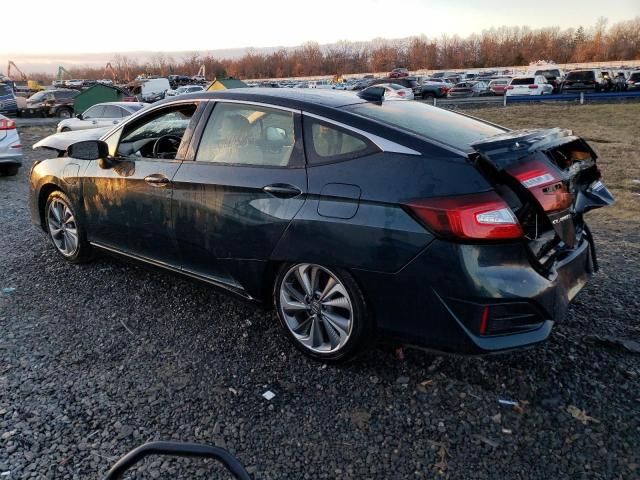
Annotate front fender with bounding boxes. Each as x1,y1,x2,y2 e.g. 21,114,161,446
29,157,90,229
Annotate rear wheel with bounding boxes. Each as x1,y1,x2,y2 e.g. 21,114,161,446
274,263,372,363
0,164,19,176
57,108,72,119
45,191,93,263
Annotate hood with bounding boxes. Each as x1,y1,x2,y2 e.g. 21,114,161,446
33,127,111,154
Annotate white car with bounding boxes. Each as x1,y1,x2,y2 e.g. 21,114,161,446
0,114,22,176
506,75,553,96
56,102,147,132
366,83,414,100
165,85,205,97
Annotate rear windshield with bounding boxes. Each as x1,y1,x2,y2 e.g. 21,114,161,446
511,78,535,85
490,80,508,85
630,73,640,81
343,101,504,150
566,71,596,81
535,69,560,78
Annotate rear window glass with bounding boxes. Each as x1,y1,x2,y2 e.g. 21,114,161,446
343,101,504,150
630,73,640,81
566,71,596,81
511,78,534,85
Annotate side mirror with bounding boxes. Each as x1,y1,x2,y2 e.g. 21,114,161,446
76,113,83,120
67,140,109,160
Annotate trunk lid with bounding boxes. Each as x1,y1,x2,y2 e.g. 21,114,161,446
471,128,614,269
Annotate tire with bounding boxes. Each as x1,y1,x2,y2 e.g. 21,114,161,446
57,108,72,119
0,164,19,176
423,92,435,100
44,191,93,263
274,263,373,363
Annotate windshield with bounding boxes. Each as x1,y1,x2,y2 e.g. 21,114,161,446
28,92,47,102
343,101,504,150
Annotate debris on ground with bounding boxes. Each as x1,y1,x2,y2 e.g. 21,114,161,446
2,287,16,294
474,435,499,448
566,405,600,425
583,334,640,354
262,390,275,401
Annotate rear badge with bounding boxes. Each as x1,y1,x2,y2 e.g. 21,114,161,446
551,213,571,225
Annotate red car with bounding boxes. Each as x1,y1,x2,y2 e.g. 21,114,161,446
389,68,409,78
488,78,511,95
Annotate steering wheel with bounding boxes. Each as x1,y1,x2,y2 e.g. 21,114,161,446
152,135,182,159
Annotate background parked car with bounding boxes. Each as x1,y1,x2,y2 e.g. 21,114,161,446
0,114,22,176
418,81,449,99
626,71,640,91
369,77,420,97
530,68,564,93
560,69,606,93
0,83,18,116
505,75,554,96
166,85,205,97
56,102,148,132
488,78,510,95
389,68,409,78
25,89,79,118
447,81,490,98
362,83,414,100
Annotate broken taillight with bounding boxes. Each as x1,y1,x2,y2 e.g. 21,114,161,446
506,160,572,212
405,192,523,241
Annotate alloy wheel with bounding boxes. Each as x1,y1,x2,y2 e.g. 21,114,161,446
279,264,353,353
47,198,79,257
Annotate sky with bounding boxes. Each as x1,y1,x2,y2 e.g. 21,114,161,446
3,0,639,72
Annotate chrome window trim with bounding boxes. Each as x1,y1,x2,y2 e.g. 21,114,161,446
204,98,300,114
302,112,421,156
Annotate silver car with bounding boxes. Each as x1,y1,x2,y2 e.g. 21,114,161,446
56,102,148,133
0,114,22,176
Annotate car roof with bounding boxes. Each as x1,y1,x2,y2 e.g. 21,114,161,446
165,88,369,111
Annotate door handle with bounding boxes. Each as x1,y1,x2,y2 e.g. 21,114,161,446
144,174,170,187
262,184,302,198
92,120,98,124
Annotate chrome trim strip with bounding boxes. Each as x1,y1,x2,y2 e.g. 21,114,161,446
205,98,300,114
302,112,422,156
89,241,254,300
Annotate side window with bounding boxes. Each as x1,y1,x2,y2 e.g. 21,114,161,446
304,117,377,165
116,103,197,159
103,105,123,118
195,102,299,167
83,105,105,119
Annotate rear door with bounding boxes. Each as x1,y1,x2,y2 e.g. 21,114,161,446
172,101,307,292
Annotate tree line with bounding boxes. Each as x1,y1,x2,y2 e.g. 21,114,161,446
67,17,639,81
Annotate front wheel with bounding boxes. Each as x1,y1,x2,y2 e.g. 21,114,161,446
274,263,373,363
45,191,93,263
0,164,19,176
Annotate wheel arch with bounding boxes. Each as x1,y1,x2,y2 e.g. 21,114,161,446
38,183,65,230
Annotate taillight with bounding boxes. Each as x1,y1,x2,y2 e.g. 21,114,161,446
506,160,572,212
528,85,538,89
405,192,523,241
0,119,16,130
397,90,405,96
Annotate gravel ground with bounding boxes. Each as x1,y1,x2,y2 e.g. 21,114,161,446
1,124,639,479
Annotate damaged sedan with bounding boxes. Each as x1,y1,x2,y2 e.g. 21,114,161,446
29,89,613,362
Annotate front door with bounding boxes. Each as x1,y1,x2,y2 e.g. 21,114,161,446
83,102,202,266
172,101,307,292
